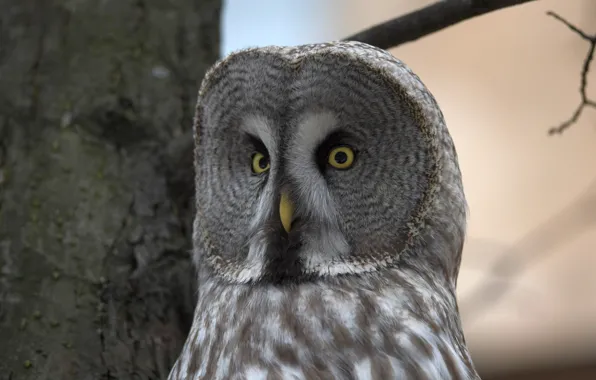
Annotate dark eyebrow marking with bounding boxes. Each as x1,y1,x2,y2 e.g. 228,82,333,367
244,133,269,155
314,130,358,173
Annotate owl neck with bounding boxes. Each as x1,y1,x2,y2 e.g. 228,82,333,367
169,265,480,379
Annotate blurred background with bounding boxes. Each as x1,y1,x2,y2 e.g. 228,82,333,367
223,0,596,378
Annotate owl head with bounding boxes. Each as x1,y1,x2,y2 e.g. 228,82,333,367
192,41,466,286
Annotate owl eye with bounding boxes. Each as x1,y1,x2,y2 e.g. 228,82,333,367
328,146,355,169
251,152,270,174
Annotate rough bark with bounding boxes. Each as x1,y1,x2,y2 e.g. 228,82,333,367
0,0,220,379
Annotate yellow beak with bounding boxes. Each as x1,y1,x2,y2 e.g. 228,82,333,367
279,192,294,233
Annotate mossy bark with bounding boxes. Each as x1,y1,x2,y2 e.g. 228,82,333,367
0,0,220,378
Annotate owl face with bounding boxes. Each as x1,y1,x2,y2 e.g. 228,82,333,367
194,45,454,284
170,43,476,380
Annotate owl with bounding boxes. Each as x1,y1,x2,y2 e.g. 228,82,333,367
168,41,480,380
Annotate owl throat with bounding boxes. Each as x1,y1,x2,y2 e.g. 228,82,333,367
198,206,411,286
169,266,479,380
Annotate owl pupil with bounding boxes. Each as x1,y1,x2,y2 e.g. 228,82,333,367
258,157,268,169
334,151,348,164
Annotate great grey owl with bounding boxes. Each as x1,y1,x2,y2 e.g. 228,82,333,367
168,41,480,380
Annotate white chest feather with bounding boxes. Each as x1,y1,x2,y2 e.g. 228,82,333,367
168,273,478,380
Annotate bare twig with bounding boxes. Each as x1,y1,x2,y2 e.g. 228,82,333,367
343,0,537,50
547,12,596,135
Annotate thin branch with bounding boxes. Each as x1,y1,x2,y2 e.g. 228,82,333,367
343,0,537,50
547,11,592,41
547,11,596,135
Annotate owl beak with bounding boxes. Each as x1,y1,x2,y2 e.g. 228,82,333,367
279,192,294,233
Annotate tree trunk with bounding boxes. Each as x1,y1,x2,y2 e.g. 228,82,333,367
0,0,220,378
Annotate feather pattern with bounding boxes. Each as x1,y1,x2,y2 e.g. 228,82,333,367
169,41,480,379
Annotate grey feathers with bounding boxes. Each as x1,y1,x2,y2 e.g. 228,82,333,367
169,41,479,380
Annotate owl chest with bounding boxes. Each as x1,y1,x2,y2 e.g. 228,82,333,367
172,285,473,380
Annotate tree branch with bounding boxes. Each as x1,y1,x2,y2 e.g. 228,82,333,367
343,0,537,50
547,11,596,135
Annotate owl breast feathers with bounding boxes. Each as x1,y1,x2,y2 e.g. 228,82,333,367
168,41,480,380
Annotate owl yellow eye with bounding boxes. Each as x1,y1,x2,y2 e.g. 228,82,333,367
328,146,355,169
251,152,270,174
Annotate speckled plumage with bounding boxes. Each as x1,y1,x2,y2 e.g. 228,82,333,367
168,41,480,380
